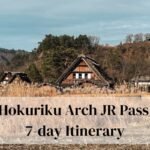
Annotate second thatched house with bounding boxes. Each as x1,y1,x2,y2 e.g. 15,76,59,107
0,71,31,85
56,54,114,88
131,75,150,92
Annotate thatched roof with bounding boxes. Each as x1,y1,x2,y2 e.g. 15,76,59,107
0,71,31,84
56,54,113,87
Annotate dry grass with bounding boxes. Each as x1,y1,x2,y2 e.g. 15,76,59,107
61,84,150,96
0,83,57,97
0,83,149,97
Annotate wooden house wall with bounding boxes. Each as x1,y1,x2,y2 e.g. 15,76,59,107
62,60,99,85
74,61,91,72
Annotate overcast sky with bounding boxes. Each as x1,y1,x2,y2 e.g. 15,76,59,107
0,0,150,51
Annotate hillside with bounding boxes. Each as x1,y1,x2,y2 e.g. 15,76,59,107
0,48,32,72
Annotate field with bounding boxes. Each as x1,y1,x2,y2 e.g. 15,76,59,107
0,83,149,97
0,84,57,97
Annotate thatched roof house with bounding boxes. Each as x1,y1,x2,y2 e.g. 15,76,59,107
131,75,150,84
0,71,31,85
131,75,150,92
56,54,114,88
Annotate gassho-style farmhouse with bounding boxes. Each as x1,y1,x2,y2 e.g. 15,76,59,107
0,71,31,85
56,54,114,88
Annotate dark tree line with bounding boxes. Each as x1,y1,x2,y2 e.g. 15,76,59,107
36,34,97,53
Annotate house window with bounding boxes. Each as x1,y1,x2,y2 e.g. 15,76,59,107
82,73,85,79
5,77,9,80
2,81,7,84
85,73,88,79
73,72,91,79
75,73,79,79
88,73,91,79
79,73,82,79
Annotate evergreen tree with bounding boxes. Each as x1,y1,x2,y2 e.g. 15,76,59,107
25,63,43,83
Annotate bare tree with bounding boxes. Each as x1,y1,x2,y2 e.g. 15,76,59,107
133,33,143,42
125,34,133,43
88,36,100,46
